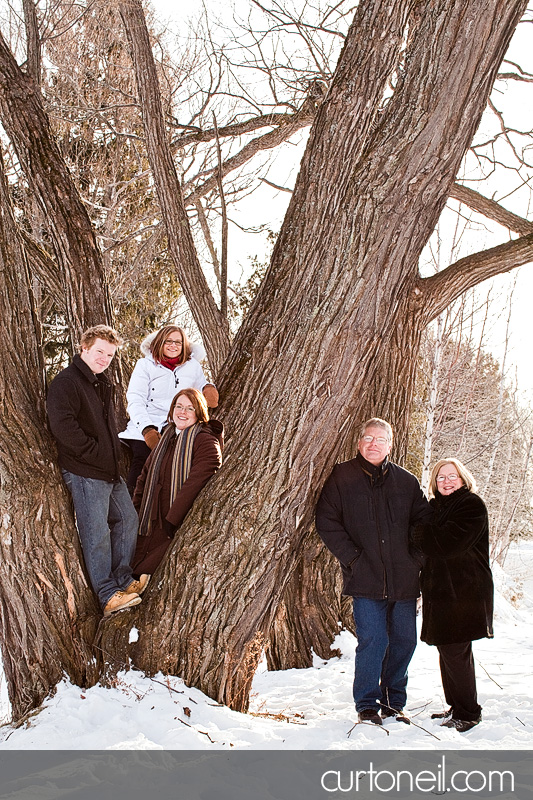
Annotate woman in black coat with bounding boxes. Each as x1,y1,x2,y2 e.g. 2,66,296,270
412,458,493,733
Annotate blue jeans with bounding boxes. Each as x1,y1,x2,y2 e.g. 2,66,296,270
62,471,138,609
352,597,417,712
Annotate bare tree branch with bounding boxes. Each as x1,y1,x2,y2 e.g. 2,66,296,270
184,113,310,206
421,233,533,324
171,110,314,149
213,113,228,318
195,199,221,284
118,0,231,371
0,27,114,346
449,183,533,235
22,0,41,86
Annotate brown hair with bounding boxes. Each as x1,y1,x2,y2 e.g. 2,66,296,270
80,325,123,350
428,458,477,498
150,326,191,365
168,388,209,425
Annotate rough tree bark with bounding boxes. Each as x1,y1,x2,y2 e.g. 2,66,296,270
0,28,113,346
266,531,353,671
0,152,100,720
97,0,530,711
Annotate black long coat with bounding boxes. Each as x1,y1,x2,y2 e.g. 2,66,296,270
412,486,494,646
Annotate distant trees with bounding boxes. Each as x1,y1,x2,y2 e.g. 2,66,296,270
412,291,533,562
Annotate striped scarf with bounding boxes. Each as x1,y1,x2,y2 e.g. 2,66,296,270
138,422,203,536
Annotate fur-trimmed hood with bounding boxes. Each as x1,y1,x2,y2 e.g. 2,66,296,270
140,331,206,362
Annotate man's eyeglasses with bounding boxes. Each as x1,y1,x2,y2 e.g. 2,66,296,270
436,474,459,482
361,435,389,445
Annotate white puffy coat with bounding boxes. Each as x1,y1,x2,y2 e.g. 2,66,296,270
119,334,208,441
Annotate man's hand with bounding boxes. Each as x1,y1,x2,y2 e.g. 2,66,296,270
142,427,161,450
202,384,219,408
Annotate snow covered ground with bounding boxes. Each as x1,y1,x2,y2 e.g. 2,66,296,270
0,541,531,751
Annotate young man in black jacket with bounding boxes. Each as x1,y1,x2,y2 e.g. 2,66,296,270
316,417,430,725
47,325,146,617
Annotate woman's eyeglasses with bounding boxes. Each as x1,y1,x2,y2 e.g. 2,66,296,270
174,404,195,414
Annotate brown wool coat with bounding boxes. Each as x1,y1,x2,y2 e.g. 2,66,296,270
131,420,223,575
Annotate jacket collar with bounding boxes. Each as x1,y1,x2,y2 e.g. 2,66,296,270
434,484,470,504
356,451,389,484
72,353,110,385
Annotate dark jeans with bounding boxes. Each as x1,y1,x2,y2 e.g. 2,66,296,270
352,597,417,712
122,438,151,495
438,641,482,721
62,471,138,608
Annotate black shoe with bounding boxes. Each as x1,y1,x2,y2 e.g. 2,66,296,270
358,708,383,725
380,707,410,724
441,714,481,733
431,708,452,720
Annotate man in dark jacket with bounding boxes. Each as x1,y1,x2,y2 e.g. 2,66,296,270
47,325,143,617
316,417,430,725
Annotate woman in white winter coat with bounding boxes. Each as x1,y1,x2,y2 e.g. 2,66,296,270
120,325,218,492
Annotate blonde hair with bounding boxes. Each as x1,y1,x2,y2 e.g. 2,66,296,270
429,458,477,498
80,325,123,349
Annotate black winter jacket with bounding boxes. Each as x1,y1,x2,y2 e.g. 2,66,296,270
316,454,431,600
47,354,121,481
411,486,494,646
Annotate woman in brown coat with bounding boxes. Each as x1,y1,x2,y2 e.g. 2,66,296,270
131,388,223,577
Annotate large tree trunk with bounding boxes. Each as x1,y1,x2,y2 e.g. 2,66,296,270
0,153,100,720
266,530,352,671
97,0,527,712
266,335,426,674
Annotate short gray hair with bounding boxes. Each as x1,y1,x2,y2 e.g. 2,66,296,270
359,417,393,442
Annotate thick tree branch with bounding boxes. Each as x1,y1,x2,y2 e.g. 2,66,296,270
183,115,311,207
421,233,533,324
171,110,314,149
449,183,533,235
0,29,114,346
22,0,41,86
119,0,231,372
21,231,64,306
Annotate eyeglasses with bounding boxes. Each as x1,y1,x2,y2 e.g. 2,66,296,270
164,338,183,346
174,404,195,414
361,435,389,445
436,474,459,482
